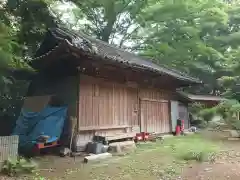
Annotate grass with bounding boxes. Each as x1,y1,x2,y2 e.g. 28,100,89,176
36,134,220,180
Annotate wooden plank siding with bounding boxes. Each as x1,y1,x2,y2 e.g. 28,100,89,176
78,75,173,140
78,75,139,134
140,100,170,133
139,88,171,133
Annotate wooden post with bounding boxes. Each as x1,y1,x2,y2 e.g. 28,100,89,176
69,117,77,152
83,153,112,163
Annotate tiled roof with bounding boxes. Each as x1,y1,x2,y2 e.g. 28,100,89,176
178,91,226,102
32,27,201,84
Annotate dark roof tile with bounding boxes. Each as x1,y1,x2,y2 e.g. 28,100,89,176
34,27,201,84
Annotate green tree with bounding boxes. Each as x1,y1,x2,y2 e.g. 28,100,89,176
49,0,240,98
5,0,59,57
135,0,230,95
53,0,148,48
214,2,240,100
0,0,56,119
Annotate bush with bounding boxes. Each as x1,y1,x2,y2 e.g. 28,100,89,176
230,119,240,130
180,150,216,162
189,100,240,131
199,108,216,122
2,157,38,176
214,100,240,130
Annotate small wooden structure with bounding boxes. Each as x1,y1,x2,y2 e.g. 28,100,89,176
181,93,226,107
24,28,201,149
0,136,19,167
177,92,226,107
176,92,227,127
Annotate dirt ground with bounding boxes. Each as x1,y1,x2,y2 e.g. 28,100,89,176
2,131,240,180
181,143,240,180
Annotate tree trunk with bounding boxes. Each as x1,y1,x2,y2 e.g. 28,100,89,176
101,16,116,42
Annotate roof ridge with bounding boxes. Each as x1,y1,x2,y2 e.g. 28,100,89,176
59,28,199,80
54,27,200,82
44,27,201,83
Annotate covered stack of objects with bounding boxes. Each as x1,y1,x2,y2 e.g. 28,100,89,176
12,106,67,154
84,136,112,154
85,137,109,155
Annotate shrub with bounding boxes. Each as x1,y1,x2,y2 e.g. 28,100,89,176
189,102,216,127
2,157,38,176
180,150,216,162
215,100,240,130
180,151,206,162
189,99,240,131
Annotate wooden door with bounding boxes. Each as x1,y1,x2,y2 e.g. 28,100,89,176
79,75,139,130
140,99,170,133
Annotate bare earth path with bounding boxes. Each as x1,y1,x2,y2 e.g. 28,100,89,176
3,133,240,180
180,141,240,180
38,134,240,180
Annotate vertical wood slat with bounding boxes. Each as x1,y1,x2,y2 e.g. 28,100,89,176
78,75,172,134
78,75,138,131
139,87,171,133
140,100,170,133
0,136,18,167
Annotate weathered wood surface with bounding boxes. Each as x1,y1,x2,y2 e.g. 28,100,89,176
0,136,19,167
108,141,136,154
79,125,131,131
228,137,240,141
106,132,136,141
83,152,112,163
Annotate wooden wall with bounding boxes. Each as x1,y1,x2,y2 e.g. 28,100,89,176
77,75,140,144
139,88,171,133
78,75,172,142
78,75,139,133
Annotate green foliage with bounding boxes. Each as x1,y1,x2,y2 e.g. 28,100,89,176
231,120,240,130
171,135,218,163
2,0,240,131
137,0,229,95
0,21,25,93
5,0,58,57
199,108,216,122
215,99,239,117
180,150,216,162
52,0,148,47
214,99,240,130
146,134,219,163
0,0,54,122
189,99,240,130
189,103,214,127
34,173,46,180
0,23,22,69
2,157,38,176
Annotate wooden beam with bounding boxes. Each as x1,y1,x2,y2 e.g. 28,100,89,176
83,153,112,163
140,98,168,103
105,132,136,141
79,125,132,131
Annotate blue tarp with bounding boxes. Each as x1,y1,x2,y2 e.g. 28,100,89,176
12,106,67,151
